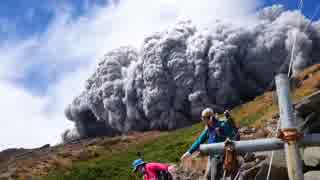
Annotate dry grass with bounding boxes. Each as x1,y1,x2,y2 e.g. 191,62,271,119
231,64,320,128
231,91,276,127
51,157,73,171
0,131,163,180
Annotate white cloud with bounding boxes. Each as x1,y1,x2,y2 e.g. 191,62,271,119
0,38,40,81
0,81,70,150
0,0,261,150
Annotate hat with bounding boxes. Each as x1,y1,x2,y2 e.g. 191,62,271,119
132,159,145,172
201,108,214,119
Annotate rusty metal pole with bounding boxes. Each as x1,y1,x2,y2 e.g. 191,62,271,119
276,74,304,180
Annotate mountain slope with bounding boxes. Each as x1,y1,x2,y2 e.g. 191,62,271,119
1,65,320,180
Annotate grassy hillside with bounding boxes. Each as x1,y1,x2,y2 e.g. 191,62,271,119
234,64,320,128
23,65,320,180
43,124,203,180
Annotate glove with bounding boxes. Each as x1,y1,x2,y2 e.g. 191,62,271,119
180,151,191,161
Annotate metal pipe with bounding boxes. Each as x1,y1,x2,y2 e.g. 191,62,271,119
276,74,296,129
200,138,284,154
199,134,320,154
284,143,304,180
276,74,304,180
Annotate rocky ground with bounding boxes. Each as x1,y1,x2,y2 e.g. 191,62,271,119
0,131,162,180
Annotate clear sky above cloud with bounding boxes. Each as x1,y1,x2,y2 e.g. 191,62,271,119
0,0,319,150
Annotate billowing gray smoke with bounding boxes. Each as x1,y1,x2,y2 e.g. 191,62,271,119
65,5,320,138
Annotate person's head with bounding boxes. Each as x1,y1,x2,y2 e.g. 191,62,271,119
215,112,219,118
132,159,146,174
224,110,230,118
201,108,216,127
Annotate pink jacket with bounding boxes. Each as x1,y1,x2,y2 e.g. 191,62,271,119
143,162,169,180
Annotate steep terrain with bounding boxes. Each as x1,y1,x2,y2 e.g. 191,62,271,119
1,64,320,180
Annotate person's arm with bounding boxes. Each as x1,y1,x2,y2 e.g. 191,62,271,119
187,128,209,154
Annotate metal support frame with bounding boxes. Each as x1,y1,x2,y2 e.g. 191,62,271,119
276,74,304,180
199,74,320,180
200,134,320,154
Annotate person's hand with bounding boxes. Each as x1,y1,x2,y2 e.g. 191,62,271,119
180,151,191,161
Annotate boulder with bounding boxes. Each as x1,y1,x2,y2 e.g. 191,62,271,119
303,147,320,167
304,171,320,180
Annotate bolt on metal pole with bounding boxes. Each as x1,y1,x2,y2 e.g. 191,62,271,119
276,74,304,180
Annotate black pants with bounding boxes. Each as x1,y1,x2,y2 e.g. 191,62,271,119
158,170,173,180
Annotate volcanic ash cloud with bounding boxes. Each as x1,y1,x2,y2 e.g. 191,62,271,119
64,5,320,139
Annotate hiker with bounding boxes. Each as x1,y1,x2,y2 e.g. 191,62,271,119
180,108,226,180
222,110,240,141
132,159,176,180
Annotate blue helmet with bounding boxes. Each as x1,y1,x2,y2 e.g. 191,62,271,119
132,159,145,172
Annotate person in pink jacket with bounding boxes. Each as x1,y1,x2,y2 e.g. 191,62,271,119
132,159,175,180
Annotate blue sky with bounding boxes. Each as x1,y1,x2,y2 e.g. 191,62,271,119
0,0,109,39
263,0,320,20
0,0,319,150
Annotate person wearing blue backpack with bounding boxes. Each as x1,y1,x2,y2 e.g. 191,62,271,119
221,110,239,141
180,108,237,180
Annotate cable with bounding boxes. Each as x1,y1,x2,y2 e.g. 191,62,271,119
265,120,281,180
287,0,304,78
299,0,304,10
233,169,240,180
303,4,320,33
288,33,298,77
289,1,320,77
